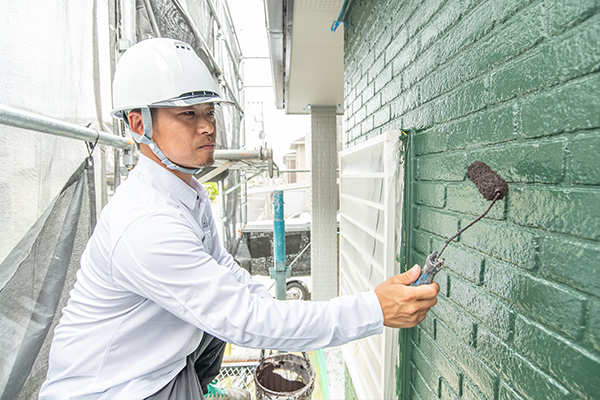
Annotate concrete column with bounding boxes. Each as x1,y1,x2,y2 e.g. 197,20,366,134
310,105,338,300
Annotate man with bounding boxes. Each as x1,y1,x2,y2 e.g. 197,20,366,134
39,38,439,399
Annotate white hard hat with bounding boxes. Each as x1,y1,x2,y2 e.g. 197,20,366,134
111,38,232,174
112,38,231,119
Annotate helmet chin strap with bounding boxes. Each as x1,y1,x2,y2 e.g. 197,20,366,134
130,108,202,175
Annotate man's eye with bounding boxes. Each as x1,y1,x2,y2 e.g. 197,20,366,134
182,111,195,116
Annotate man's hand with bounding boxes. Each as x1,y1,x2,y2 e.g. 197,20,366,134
374,265,440,328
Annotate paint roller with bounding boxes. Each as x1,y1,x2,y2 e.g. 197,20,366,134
412,161,509,286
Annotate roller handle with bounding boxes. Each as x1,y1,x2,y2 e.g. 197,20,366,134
411,251,445,286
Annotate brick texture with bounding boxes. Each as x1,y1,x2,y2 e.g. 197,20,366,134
343,0,600,398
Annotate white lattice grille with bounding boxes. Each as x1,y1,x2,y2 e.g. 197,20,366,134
339,131,404,400
215,362,258,399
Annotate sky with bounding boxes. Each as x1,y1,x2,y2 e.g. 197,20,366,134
226,0,311,165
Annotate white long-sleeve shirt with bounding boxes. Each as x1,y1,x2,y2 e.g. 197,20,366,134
39,154,383,399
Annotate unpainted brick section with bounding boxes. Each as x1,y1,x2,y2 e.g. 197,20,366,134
343,0,600,398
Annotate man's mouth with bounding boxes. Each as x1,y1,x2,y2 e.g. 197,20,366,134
199,144,215,150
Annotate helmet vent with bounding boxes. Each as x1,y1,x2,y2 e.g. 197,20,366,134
174,42,192,51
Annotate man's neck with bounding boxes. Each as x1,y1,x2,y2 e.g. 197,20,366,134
139,147,193,186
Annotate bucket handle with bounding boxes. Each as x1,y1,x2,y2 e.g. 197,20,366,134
260,349,311,363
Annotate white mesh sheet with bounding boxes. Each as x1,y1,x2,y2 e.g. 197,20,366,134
0,160,95,399
0,0,113,263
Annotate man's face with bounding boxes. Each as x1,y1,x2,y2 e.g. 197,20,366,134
151,103,217,169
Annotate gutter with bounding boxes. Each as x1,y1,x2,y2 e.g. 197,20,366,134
263,0,294,109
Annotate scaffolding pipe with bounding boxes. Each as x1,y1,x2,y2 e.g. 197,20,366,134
271,190,290,300
0,105,131,150
0,104,271,172
241,174,248,226
214,148,269,161
120,0,137,49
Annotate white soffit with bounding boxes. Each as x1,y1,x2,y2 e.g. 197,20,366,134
287,0,345,114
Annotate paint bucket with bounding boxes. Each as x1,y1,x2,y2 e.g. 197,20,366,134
254,351,315,399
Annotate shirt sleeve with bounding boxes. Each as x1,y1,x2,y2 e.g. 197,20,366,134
204,206,272,299
110,211,383,351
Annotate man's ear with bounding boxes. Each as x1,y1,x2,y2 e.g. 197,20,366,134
127,111,144,136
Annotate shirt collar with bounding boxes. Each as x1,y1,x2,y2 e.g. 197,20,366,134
135,154,205,210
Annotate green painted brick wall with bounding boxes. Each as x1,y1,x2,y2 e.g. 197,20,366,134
342,0,600,399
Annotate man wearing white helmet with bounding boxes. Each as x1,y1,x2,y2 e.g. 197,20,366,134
39,38,439,399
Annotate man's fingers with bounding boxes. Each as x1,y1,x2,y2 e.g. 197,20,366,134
397,280,440,301
417,296,438,310
391,265,421,285
375,268,441,329
415,282,440,300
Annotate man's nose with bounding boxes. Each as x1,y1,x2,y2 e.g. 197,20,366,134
196,115,215,135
